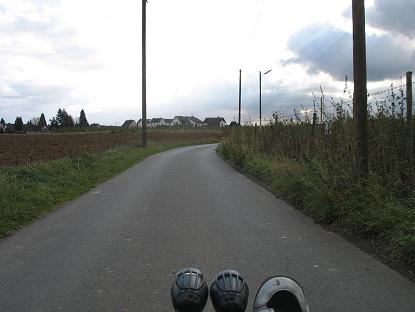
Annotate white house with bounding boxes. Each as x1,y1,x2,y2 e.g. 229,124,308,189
137,119,151,127
149,118,166,128
171,116,188,127
171,116,206,127
187,116,207,127
122,120,137,128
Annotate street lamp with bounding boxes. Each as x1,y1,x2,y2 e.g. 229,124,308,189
259,69,272,126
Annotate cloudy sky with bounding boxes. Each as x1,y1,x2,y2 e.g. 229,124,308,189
0,0,414,125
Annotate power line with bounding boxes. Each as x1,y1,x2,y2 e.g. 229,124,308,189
273,79,413,121
241,0,265,68
325,82,409,107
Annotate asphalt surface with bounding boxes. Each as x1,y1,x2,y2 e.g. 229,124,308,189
0,144,414,312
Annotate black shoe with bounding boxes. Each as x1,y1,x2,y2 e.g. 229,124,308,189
171,268,209,312
210,270,249,312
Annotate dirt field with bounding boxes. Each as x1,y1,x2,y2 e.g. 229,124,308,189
0,130,225,166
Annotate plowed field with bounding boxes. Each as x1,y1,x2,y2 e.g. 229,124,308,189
0,130,224,166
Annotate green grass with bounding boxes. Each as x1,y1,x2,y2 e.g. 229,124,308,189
218,140,415,267
0,140,218,238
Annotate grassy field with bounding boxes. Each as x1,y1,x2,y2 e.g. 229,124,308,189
0,132,223,238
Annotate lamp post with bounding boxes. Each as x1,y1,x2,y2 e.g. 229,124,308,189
259,69,272,126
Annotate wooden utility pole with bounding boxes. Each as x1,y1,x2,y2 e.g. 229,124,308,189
239,69,242,125
259,71,262,126
407,71,413,167
312,111,317,138
352,0,368,175
142,0,147,147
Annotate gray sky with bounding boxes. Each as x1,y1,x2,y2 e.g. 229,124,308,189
0,0,414,125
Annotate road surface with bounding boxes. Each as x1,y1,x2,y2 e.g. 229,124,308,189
0,144,414,311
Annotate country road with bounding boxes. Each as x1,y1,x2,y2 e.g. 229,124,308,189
0,144,414,312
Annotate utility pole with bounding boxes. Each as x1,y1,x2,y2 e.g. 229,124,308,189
142,0,147,147
259,71,262,126
406,71,413,167
238,69,242,125
352,0,368,176
320,85,323,123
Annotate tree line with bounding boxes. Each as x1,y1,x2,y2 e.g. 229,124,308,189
0,109,90,134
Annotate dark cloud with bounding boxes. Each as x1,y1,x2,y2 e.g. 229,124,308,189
342,1,415,38
285,24,414,81
367,0,415,38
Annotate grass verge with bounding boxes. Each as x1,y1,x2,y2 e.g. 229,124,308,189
217,143,415,272
0,140,217,238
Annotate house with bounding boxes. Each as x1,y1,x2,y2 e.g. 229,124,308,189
171,116,206,127
122,120,137,128
149,118,166,128
137,119,151,127
164,119,173,126
187,116,207,127
204,117,227,128
171,116,190,127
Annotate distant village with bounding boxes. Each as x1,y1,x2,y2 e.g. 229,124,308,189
0,110,227,134
122,116,227,128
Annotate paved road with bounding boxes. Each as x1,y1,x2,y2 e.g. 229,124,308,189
0,144,414,311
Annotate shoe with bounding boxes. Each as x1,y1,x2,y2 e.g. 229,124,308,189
253,276,309,312
210,270,249,312
171,267,209,312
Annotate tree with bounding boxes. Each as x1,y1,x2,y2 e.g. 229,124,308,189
64,114,74,128
53,108,74,128
29,117,40,125
56,108,66,126
26,118,39,132
49,117,59,130
0,118,5,134
78,109,89,127
14,117,23,132
38,113,47,130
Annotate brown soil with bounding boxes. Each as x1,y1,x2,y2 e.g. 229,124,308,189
0,130,224,166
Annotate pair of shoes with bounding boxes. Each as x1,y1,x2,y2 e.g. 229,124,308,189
171,268,248,312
